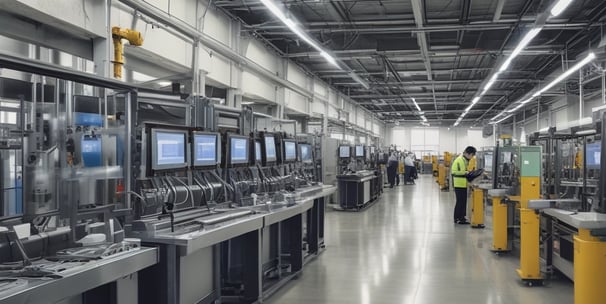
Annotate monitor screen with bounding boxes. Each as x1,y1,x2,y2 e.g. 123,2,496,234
193,133,219,167
284,141,297,161
355,145,364,157
370,146,376,154
339,146,350,158
586,141,601,169
299,144,312,163
255,141,262,162
230,136,249,165
152,129,187,170
483,153,493,172
264,135,277,162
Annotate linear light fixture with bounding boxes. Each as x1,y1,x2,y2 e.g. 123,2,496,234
551,0,574,16
482,73,500,94
259,0,339,68
412,98,422,111
499,28,542,72
493,114,513,124
493,52,596,120
457,0,576,128
534,52,596,97
471,96,480,104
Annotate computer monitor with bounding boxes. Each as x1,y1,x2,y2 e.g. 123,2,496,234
299,144,312,163
339,145,350,158
192,132,220,167
355,145,364,158
255,141,262,162
229,135,249,165
264,134,277,162
483,153,493,172
151,129,188,170
586,141,601,169
283,140,297,162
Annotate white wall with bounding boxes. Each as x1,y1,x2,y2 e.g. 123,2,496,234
390,127,494,153
0,0,385,136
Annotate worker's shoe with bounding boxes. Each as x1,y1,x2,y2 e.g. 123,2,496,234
456,219,470,225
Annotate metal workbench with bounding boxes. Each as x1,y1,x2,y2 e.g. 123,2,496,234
0,247,158,304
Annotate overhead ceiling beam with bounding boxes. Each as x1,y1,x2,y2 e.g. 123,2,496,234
411,0,438,114
332,78,539,86
493,0,506,22
252,22,589,34
349,91,512,98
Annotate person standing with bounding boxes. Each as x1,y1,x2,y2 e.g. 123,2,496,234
451,146,477,224
404,153,416,184
387,152,399,188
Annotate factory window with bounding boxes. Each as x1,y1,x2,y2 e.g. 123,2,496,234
0,110,17,124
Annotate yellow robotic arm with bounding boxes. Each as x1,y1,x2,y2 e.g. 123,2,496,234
111,27,143,79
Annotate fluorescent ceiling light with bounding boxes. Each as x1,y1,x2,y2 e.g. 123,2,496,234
499,28,542,72
551,0,574,16
494,114,512,124
241,101,256,105
482,73,499,93
536,52,596,96
259,0,343,69
465,104,473,112
412,98,422,111
471,96,480,104
157,81,171,86
507,103,524,113
321,51,339,68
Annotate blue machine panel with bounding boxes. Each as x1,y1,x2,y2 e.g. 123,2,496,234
81,136,102,167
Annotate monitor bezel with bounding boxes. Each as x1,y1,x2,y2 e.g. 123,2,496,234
299,143,313,163
151,128,189,171
586,140,601,169
191,131,221,168
339,145,351,159
354,145,365,158
228,134,250,166
282,139,298,163
262,133,278,164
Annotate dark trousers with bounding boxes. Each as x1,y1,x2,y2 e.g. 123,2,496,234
387,166,396,187
454,187,468,221
404,166,415,182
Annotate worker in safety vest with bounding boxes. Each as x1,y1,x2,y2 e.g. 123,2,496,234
451,146,477,225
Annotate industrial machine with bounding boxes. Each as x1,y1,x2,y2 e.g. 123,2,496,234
335,144,382,211
0,65,158,304
488,144,542,285
470,148,494,228
526,110,606,303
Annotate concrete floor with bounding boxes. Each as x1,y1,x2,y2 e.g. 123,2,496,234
266,175,574,304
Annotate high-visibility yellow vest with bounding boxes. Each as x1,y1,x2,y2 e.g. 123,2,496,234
451,155,469,188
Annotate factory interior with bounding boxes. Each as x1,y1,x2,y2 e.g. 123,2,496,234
0,0,605,303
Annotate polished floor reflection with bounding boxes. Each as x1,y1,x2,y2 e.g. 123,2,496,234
267,175,574,304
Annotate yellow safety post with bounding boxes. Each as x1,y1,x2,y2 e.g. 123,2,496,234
574,229,606,304
112,27,143,79
471,187,484,228
491,195,509,252
516,176,542,284
438,163,448,190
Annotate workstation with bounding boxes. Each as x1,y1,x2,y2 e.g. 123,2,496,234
0,0,605,303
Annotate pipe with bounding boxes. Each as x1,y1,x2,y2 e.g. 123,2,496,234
111,27,143,79
117,0,313,99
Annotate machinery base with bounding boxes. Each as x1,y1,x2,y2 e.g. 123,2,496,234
490,248,510,256
516,269,543,287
